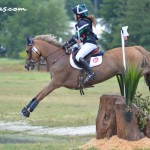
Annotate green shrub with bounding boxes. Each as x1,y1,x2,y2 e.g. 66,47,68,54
134,92,150,131
123,65,142,107
19,50,26,59
117,64,142,108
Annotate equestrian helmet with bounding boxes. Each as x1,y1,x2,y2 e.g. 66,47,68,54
72,4,88,17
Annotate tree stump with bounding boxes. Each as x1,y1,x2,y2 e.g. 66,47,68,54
115,101,144,140
96,94,124,139
96,94,147,141
144,117,150,138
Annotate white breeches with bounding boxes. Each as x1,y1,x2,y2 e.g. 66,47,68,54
75,43,97,62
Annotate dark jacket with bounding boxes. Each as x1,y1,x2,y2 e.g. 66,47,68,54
68,18,98,45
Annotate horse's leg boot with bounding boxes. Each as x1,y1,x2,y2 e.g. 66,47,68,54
79,57,96,84
28,100,39,112
26,98,36,108
20,99,39,117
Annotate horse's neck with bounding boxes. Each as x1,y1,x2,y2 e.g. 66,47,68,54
41,41,65,65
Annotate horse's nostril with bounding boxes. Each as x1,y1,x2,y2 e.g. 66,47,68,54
24,64,29,71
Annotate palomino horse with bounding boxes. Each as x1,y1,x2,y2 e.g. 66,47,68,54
21,34,150,117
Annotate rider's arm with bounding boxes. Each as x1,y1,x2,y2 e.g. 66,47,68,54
62,36,77,49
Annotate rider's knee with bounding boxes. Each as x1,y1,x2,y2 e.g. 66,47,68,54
76,55,80,62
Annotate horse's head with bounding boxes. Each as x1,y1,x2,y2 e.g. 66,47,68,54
25,36,41,71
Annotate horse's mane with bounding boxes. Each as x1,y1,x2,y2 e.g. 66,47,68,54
34,34,62,47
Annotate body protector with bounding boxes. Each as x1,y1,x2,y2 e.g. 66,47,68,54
75,18,98,44
67,18,98,46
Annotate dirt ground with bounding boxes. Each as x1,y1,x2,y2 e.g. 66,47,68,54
0,121,95,136
80,136,150,150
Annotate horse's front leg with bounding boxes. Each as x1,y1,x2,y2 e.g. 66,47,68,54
20,80,60,117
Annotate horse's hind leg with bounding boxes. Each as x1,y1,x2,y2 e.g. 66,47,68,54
144,73,150,91
142,67,150,91
20,80,60,117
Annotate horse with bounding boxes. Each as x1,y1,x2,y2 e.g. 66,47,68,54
21,34,150,117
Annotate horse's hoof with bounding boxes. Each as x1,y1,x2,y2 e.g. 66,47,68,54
20,107,30,117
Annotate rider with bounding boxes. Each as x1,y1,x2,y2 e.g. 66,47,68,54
63,3,98,84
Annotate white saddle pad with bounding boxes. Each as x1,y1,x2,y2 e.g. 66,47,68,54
70,54,103,69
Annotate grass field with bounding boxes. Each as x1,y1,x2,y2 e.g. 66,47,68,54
0,58,149,150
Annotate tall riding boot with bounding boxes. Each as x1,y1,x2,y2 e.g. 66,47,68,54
79,57,96,84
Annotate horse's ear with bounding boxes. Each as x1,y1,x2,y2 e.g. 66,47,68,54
26,35,34,46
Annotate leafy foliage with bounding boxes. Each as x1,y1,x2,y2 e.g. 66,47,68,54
116,74,124,96
117,64,142,107
121,0,150,50
0,0,69,58
98,0,127,49
123,65,142,107
134,92,150,131
98,0,150,50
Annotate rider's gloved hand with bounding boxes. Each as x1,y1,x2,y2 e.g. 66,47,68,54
62,42,71,55
62,42,69,49
65,48,71,55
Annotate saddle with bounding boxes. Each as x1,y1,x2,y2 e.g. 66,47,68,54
72,47,104,68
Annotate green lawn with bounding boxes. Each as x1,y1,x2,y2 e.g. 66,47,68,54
0,58,149,150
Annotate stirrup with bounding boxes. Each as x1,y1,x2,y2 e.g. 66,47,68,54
84,72,96,84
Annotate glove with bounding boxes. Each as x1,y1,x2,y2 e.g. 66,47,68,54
62,42,69,49
62,42,71,55
65,48,71,55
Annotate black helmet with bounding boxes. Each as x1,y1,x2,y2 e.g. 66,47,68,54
72,4,88,17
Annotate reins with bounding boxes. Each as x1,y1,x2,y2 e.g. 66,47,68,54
52,53,66,64
41,47,66,64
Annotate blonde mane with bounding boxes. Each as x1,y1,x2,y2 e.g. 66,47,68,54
34,34,62,47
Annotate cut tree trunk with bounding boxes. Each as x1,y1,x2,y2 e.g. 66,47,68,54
96,94,124,139
144,117,150,138
96,94,146,141
115,101,144,140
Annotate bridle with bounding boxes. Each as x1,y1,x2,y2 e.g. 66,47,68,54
26,46,41,62
25,36,65,70
25,44,65,70
25,46,41,70
27,45,63,61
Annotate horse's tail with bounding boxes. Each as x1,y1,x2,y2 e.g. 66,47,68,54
133,46,150,90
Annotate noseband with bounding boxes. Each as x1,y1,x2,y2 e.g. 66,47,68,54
25,46,41,70
27,47,41,62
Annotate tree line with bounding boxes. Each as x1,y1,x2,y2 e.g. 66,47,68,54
98,0,150,50
0,0,150,58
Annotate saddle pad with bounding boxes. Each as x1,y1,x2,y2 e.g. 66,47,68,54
70,54,102,69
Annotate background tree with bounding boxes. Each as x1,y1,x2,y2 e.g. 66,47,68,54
98,0,127,50
98,0,150,51
0,0,69,58
121,0,150,50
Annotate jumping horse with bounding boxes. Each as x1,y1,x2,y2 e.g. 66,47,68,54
21,34,150,117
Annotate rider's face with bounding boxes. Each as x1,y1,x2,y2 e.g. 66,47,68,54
74,14,80,21
74,14,77,21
